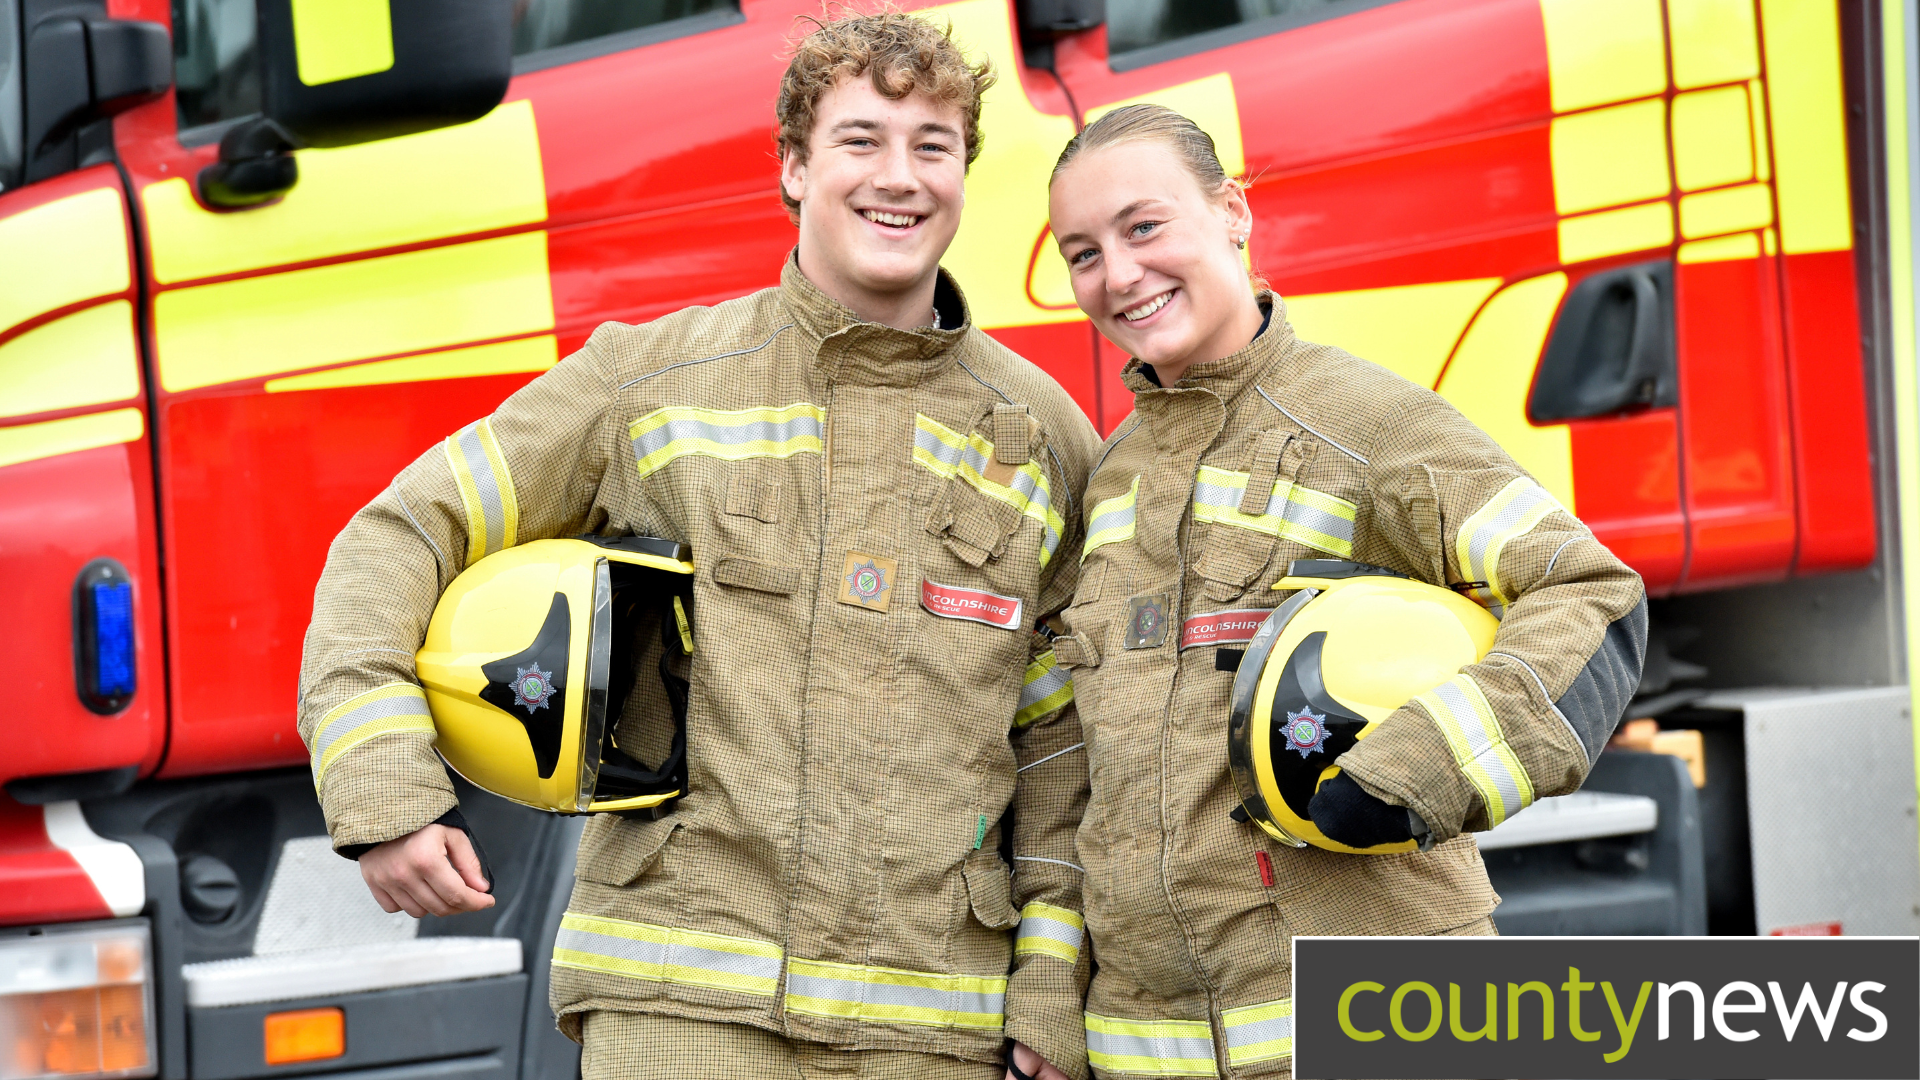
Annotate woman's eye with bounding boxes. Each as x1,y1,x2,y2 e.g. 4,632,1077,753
1069,248,1097,265
1131,221,1158,238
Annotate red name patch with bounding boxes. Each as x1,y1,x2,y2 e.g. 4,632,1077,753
1180,608,1272,649
920,580,1024,630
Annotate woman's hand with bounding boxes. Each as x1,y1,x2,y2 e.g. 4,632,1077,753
1004,1040,1071,1080
359,823,495,917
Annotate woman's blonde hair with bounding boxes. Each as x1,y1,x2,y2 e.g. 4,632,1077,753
1050,103,1233,194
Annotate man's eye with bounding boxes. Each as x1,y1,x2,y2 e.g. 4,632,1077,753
919,143,952,154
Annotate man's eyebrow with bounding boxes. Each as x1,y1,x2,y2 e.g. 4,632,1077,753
828,118,885,134
916,121,962,139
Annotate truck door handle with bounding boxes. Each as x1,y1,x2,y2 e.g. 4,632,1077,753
1529,260,1678,423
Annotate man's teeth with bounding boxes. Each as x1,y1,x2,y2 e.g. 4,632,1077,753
1123,292,1173,321
863,210,921,227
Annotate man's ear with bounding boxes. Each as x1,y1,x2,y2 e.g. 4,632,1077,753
780,148,808,208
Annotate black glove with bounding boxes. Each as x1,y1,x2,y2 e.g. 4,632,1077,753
1309,772,1418,849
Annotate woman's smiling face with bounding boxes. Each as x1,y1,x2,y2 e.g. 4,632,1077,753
1048,140,1258,382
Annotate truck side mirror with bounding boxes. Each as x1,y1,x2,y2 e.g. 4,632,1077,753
198,0,514,209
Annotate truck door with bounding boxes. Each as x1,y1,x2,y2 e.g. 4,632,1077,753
0,0,167,796
1042,0,1873,596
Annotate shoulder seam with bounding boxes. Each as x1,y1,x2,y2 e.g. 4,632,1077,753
1255,386,1370,465
616,323,795,391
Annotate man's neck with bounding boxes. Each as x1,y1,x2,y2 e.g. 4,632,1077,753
795,248,940,331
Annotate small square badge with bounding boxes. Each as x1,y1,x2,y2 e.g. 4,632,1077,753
1123,592,1172,650
838,551,898,612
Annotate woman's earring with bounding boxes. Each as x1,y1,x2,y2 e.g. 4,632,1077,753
1233,235,1247,249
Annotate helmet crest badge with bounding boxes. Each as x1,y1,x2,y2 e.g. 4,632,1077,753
1284,707,1330,758
514,662,557,714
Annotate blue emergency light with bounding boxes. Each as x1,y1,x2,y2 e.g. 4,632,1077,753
74,559,136,714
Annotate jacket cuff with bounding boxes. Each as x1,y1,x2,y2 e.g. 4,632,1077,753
318,734,457,854
1336,702,1481,843
1004,955,1090,1080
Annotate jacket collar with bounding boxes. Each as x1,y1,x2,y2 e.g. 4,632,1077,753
1119,292,1295,408
779,251,973,388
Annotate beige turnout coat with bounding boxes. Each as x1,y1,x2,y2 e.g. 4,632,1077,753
298,259,1101,1071
1056,298,1646,1079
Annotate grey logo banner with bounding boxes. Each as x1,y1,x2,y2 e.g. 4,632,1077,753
1294,936,1917,1079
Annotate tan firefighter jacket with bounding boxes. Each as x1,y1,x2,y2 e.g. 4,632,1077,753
297,257,1102,1072
1056,297,1646,1079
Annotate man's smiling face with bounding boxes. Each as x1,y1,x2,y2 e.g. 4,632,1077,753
781,75,967,320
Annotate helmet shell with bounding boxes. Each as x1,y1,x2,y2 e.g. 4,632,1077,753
1228,569,1498,854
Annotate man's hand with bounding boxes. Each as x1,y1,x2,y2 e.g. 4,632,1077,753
359,823,494,917
1004,1040,1070,1080
1309,772,1417,849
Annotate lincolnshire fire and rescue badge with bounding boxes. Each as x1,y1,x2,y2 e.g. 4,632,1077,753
1122,592,1171,649
1285,707,1330,758
837,551,897,612
514,663,557,714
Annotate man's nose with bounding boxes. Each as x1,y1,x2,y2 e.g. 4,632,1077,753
872,141,920,193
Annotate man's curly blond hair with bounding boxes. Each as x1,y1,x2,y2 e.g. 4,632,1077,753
776,10,995,221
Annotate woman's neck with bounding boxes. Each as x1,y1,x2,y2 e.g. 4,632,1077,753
1151,294,1268,385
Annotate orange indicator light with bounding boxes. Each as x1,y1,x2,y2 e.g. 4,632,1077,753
263,1007,344,1065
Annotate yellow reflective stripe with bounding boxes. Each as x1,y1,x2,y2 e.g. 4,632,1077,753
290,0,393,85
265,334,558,393
309,683,432,790
1014,650,1073,728
1191,465,1357,557
1222,997,1293,1065
0,186,129,334
1415,674,1536,826
629,404,824,481
1454,476,1564,617
444,419,518,564
143,101,546,286
552,914,782,997
1013,902,1083,964
1084,1012,1216,1076
1082,476,1138,562
673,595,695,655
784,958,1005,1030
154,230,554,392
0,408,144,471
0,302,141,420
911,414,1065,568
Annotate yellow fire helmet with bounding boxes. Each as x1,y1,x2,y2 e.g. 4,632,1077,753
1227,559,1499,854
416,535,696,815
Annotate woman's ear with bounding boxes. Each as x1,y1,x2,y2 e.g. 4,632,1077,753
1219,179,1254,247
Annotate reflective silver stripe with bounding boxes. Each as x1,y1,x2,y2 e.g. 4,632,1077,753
783,959,1005,1029
455,424,507,555
1014,652,1074,728
1084,1013,1217,1076
1419,675,1534,825
309,684,433,788
631,409,823,467
550,914,783,997
913,415,1063,565
1013,903,1083,963
552,927,781,985
1222,997,1293,1065
1456,477,1563,616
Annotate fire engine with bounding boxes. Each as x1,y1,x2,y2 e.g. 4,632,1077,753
2,0,1915,1077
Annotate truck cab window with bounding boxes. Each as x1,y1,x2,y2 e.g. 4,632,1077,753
1,0,21,190
1107,0,1391,62
171,0,260,131
512,0,730,57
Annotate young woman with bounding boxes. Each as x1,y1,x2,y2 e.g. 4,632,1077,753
1008,106,1647,1080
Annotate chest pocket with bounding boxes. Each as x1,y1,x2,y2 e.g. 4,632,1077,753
919,406,1061,579
1193,429,1321,602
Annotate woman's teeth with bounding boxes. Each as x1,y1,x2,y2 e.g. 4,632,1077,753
862,210,921,227
1123,291,1173,322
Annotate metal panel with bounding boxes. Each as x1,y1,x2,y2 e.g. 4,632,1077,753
1708,686,1920,934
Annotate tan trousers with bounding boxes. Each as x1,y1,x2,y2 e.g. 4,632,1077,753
580,1011,1004,1080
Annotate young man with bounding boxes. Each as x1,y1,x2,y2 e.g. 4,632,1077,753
298,13,1098,1080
